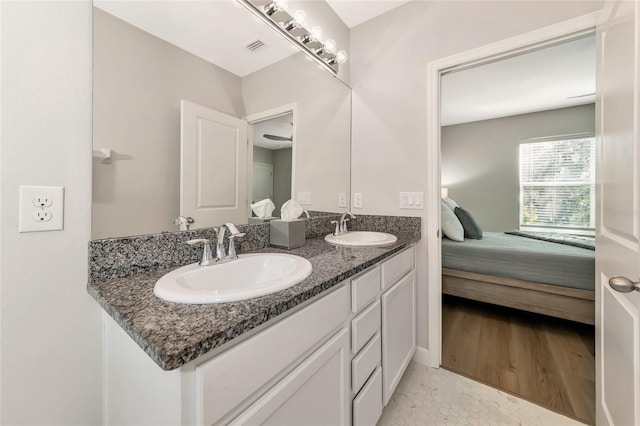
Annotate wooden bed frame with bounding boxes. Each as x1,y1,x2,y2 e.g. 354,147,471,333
442,268,595,325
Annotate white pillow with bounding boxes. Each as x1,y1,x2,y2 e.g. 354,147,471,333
441,200,464,241
442,197,458,212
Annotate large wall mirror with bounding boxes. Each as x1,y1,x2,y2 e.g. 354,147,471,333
92,0,351,239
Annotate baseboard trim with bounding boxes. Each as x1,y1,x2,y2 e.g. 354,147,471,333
413,346,438,367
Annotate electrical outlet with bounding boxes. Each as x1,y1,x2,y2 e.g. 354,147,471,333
353,193,363,209
19,185,64,232
33,196,53,207
34,210,53,221
338,193,347,208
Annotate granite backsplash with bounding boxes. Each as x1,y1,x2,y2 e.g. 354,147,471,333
88,213,421,284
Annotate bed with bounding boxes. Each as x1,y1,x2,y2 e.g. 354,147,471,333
441,231,595,325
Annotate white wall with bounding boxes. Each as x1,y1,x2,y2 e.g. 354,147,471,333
349,1,603,352
442,104,596,232
1,2,102,424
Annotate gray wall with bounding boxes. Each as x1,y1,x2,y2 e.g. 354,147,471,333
253,147,274,166
441,104,595,232
273,148,293,216
92,9,244,239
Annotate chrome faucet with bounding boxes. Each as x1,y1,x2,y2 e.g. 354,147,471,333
187,223,246,267
173,216,194,231
340,212,356,233
331,212,356,236
186,239,215,266
223,223,246,260
213,226,227,261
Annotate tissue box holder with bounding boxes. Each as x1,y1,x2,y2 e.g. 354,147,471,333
270,219,306,249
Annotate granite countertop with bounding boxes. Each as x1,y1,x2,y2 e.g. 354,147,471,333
88,234,418,371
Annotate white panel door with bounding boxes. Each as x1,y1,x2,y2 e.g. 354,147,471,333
252,162,273,203
596,2,640,425
180,100,247,228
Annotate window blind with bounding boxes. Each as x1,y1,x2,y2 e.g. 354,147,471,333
519,136,595,231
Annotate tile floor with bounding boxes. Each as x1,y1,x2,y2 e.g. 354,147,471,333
378,362,584,426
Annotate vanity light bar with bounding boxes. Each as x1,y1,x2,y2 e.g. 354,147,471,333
236,0,346,76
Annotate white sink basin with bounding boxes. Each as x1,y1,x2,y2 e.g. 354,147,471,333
325,231,397,247
153,253,312,304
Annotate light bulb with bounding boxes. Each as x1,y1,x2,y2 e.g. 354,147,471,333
292,10,306,26
335,50,348,64
309,26,322,42
323,39,337,54
274,0,288,9
264,0,288,16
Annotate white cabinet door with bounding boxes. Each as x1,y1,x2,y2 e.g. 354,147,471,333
381,271,416,405
231,328,351,426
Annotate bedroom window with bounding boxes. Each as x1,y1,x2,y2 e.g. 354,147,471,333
519,134,596,234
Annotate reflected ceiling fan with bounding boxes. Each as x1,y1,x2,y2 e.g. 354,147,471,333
263,122,293,142
262,133,292,141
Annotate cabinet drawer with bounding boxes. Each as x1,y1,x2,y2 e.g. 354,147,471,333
351,266,381,313
353,366,383,426
381,246,414,289
196,284,350,425
352,332,381,394
351,299,380,354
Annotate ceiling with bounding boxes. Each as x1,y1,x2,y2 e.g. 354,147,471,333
441,35,596,126
325,0,411,28
94,0,299,77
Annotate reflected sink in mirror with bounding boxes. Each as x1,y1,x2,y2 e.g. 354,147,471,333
325,231,398,247
154,253,312,304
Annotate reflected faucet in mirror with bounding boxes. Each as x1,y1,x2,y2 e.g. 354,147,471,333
174,216,194,231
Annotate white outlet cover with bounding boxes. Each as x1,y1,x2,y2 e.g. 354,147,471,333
19,185,64,232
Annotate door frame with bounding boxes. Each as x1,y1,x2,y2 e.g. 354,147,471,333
424,11,601,367
245,103,297,216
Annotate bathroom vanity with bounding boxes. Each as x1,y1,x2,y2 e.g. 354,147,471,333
88,218,418,426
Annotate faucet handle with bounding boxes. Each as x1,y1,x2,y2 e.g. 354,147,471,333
224,222,241,235
330,220,340,236
187,239,215,266
227,232,246,260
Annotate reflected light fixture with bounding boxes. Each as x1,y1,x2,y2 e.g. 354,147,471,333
237,0,349,75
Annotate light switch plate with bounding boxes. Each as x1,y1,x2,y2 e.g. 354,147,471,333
353,193,363,209
338,193,347,208
19,185,65,232
399,192,424,210
297,191,312,205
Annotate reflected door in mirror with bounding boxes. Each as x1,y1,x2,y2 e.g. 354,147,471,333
180,100,248,227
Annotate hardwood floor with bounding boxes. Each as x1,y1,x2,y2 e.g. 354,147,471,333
442,295,595,425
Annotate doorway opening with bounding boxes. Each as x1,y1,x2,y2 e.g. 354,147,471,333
246,104,296,222
425,12,599,425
